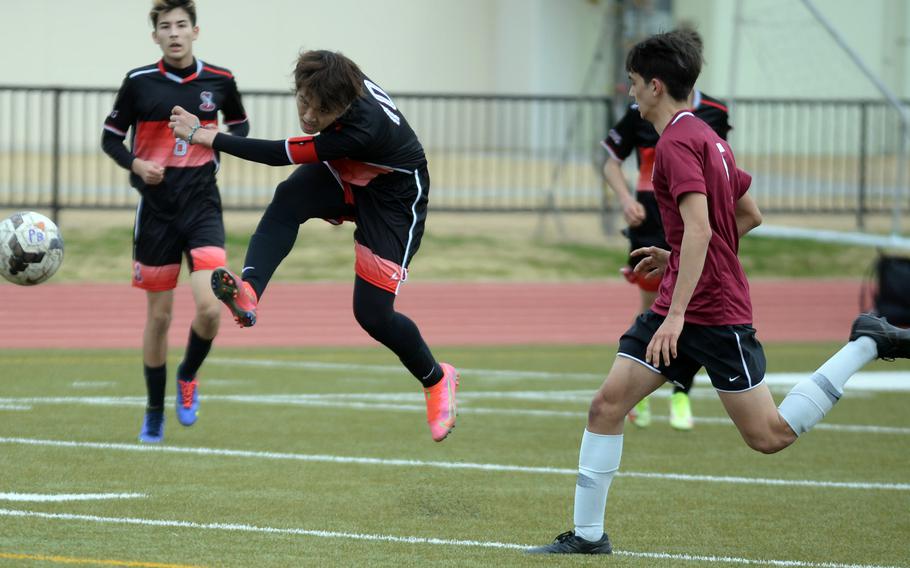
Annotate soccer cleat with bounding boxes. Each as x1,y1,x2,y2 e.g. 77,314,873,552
526,530,613,555
849,313,910,361
423,363,459,442
176,378,199,426
627,397,651,428
669,391,694,431
138,408,165,443
211,267,257,328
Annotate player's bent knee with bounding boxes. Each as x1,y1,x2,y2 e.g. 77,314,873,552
742,431,791,454
587,393,626,428
146,311,172,334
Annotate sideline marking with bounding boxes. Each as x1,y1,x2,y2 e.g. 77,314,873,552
0,509,901,568
1,437,906,492
0,492,146,502
207,358,910,391
0,552,201,567
1,393,906,435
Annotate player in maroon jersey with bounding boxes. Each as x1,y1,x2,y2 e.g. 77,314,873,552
602,28,731,431
101,0,249,444
168,50,459,443
530,29,910,555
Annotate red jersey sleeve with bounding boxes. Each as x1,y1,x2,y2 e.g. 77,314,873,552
658,139,707,202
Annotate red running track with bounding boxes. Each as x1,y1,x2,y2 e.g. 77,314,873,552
0,279,861,349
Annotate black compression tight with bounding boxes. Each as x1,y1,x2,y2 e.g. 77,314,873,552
353,277,442,386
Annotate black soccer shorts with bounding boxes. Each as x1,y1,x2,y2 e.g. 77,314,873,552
618,310,767,392
132,197,226,291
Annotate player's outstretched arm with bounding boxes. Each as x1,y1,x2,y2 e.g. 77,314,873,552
169,105,292,166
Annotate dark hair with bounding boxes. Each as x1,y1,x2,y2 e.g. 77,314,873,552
625,29,703,101
150,0,197,27
294,50,365,114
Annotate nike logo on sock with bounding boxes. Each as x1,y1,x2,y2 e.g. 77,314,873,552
242,266,254,273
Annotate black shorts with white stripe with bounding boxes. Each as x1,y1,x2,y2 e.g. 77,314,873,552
617,310,767,392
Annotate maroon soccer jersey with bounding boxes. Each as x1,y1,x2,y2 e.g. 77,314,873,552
650,110,754,325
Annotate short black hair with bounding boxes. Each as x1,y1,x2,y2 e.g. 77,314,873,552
150,0,197,27
625,29,703,101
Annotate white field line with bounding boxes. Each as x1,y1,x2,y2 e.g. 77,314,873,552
1,437,907,492
207,358,910,392
0,508,902,568
0,492,145,502
1,393,907,435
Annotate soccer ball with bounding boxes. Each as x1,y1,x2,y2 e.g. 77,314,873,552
0,211,65,285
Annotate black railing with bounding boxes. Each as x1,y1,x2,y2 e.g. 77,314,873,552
0,86,907,222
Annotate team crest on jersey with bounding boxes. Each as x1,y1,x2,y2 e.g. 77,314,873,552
198,91,216,112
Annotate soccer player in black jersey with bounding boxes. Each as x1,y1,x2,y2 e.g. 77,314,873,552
602,29,731,431
169,50,459,443
101,0,249,443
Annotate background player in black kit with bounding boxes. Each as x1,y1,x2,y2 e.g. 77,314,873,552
168,50,459,443
602,29,731,431
101,0,249,443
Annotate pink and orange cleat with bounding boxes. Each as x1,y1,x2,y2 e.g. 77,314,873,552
211,267,258,328
423,363,459,442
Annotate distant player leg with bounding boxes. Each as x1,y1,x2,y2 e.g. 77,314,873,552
139,290,173,443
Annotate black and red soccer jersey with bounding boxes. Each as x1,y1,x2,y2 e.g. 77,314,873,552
601,90,731,191
102,58,248,216
213,76,427,196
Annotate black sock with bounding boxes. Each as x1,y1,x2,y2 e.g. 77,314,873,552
178,328,212,381
144,364,167,409
414,362,444,389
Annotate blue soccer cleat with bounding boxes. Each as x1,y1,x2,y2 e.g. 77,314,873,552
176,377,199,426
138,408,165,443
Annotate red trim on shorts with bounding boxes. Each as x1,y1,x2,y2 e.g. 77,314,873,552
132,262,180,291
328,158,392,187
188,246,226,272
354,242,406,295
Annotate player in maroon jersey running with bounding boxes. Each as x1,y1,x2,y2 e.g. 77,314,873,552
529,29,910,555
602,28,731,431
102,0,249,443
168,50,458,443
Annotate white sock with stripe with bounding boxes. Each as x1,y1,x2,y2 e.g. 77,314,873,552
573,429,623,542
778,337,877,435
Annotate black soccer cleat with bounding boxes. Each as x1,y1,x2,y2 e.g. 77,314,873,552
525,530,612,555
849,313,910,360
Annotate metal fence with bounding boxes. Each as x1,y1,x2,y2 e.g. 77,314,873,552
0,85,907,222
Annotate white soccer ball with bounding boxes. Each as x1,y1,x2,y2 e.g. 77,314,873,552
0,211,65,285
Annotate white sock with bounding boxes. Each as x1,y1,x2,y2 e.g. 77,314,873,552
778,337,877,436
573,429,623,542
